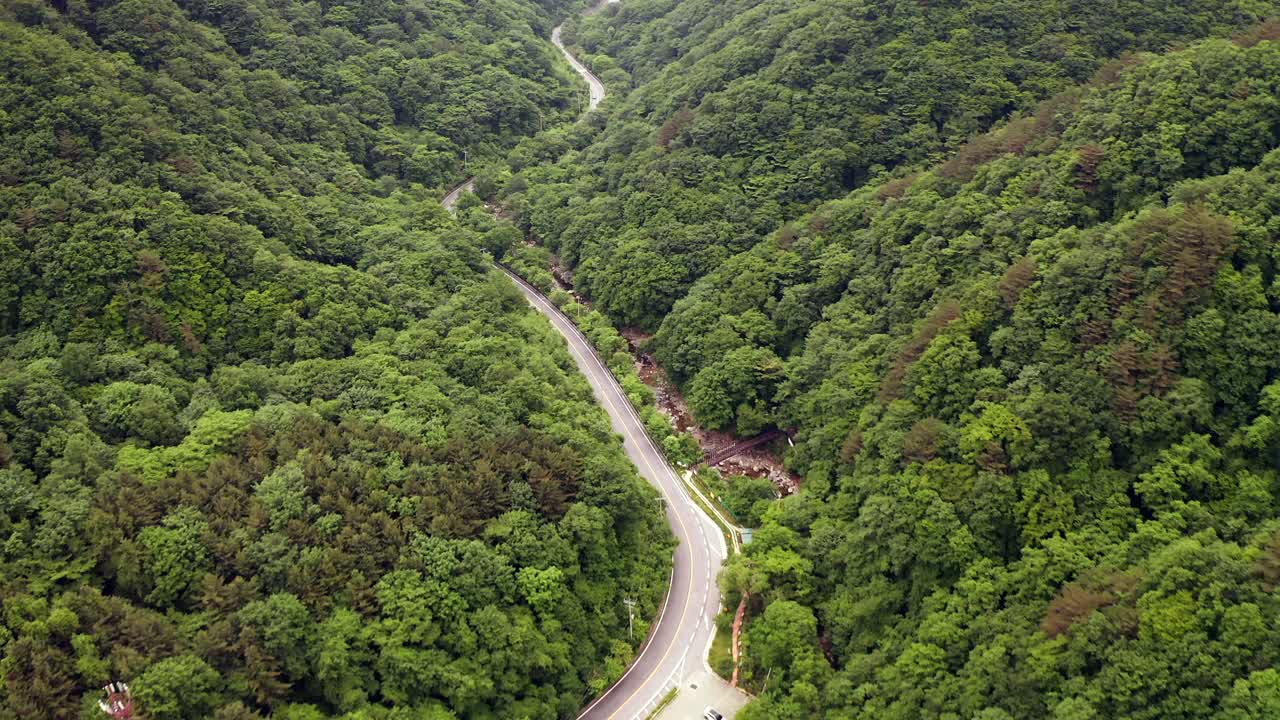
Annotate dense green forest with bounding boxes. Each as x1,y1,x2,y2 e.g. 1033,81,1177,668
715,36,1280,718
504,0,1273,330
485,0,1280,718
12,0,1280,717
0,1,672,719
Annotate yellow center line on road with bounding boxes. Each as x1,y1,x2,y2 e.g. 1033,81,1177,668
512,271,706,712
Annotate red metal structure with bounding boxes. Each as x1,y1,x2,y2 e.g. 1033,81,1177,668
701,429,787,467
99,682,134,719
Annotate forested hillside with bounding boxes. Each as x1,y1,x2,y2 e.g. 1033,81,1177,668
506,0,1273,330
12,0,1280,717
490,1,1280,718
0,2,671,719
710,36,1280,718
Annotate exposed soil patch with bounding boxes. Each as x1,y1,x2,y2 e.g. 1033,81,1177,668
528,245,801,497
549,254,576,291
620,330,800,496
715,453,800,496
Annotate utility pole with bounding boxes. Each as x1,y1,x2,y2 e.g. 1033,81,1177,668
462,148,468,169
623,598,637,641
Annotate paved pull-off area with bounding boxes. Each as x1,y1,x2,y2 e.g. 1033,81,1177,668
443,8,746,717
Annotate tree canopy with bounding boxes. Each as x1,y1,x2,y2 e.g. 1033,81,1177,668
502,0,1276,336
11,0,1280,717
0,1,670,718
702,33,1280,720
491,2,1280,717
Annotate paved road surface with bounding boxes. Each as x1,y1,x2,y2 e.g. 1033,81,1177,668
441,178,474,210
441,6,745,716
443,10,607,210
498,267,737,720
656,671,749,720
551,22,605,112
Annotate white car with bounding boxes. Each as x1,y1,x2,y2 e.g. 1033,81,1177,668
703,708,724,720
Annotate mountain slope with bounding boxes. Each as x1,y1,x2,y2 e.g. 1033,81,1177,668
706,36,1280,720
504,0,1275,330
0,2,671,718
497,4,1280,717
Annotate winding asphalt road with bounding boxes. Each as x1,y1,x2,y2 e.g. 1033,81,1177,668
499,270,730,720
442,10,607,211
441,8,740,718
551,22,606,112
440,177,474,210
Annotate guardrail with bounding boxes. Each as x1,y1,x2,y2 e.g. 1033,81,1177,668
441,177,475,210
495,261,745,554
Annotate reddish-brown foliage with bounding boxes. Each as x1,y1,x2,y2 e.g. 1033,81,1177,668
1031,88,1083,138
137,249,167,276
879,301,962,402
840,429,863,463
1074,143,1107,192
1042,571,1140,638
166,155,198,175
1145,343,1179,394
1233,19,1280,47
876,174,919,201
138,308,171,343
903,418,946,463
1041,584,1117,638
1109,269,1138,312
0,431,13,467
998,257,1037,309
1115,205,1234,323
1107,341,1141,388
56,130,82,161
1078,317,1111,347
976,441,1009,474
1089,52,1144,87
998,116,1039,156
1156,206,1233,309
1106,338,1179,417
1256,531,1280,590
939,115,1050,181
657,108,695,148
939,135,1003,181
180,323,203,354
15,207,38,230
1111,386,1139,421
